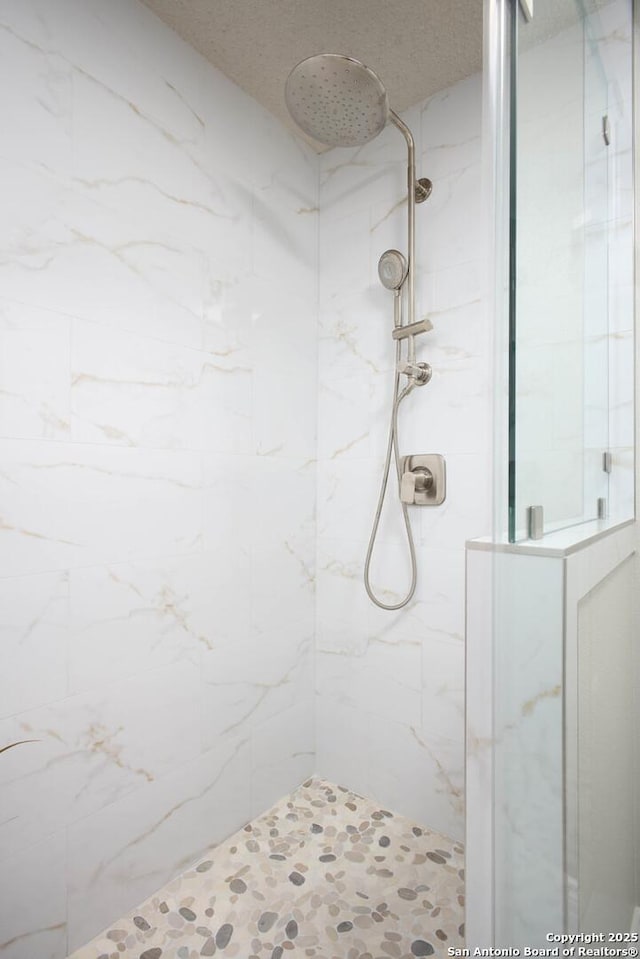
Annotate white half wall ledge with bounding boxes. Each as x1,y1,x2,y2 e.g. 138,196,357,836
466,516,635,558
465,520,638,947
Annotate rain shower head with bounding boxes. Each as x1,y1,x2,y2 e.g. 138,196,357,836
284,54,389,148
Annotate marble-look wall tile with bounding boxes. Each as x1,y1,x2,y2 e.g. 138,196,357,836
317,539,466,660
422,638,465,743
366,718,464,839
71,69,206,208
0,20,72,176
250,700,315,817
314,698,371,800
255,279,317,365
418,452,492,550
0,831,67,959
316,537,373,656
252,186,317,308
0,300,71,441
1,662,201,861
0,440,203,576
66,736,252,952
418,171,483,277
464,547,495,947
400,357,491,458
70,318,252,452
317,459,385,543
1,0,317,954
201,454,253,632
203,452,316,641
252,537,316,639
318,206,392,381
315,698,464,841
0,0,208,158
0,158,207,351
203,261,253,371
248,455,316,547
411,547,467,644
317,371,389,463
253,355,317,458
0,571,69,719
492,552,566,945
315,639,422,728
318,297,393,385
421,74,482,181
68,557,212,692
200,632,312,751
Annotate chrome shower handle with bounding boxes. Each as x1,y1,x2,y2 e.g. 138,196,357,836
399,454,446,506
400,466,434,504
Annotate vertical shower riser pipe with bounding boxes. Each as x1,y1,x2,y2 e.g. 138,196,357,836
390,110,417,338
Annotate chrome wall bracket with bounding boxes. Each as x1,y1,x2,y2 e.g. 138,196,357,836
397,360,432,385
415,177,432,203
400,454,446,506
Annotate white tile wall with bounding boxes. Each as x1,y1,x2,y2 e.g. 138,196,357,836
66,737,253,953
0,2,317,956
0,832,68,959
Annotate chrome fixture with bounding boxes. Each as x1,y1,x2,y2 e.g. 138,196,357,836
519,0,534,21
285,53,389,148
285,54,432,332
285,53,442,610
400,455,446,506
378,249,408,291
415,178,433,202
393,319,434,339
527,504,544,540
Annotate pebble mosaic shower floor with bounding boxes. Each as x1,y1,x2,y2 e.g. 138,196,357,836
68,778,464,959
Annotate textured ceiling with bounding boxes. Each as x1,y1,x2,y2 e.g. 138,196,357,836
140,0,484,150
140,0,618,150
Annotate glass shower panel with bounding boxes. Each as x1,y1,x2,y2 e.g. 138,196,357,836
510,0,610,541
582,14,611,521
491,0,635,945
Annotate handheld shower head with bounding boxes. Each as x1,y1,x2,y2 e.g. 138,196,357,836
284,54,389,148
378,250,408,291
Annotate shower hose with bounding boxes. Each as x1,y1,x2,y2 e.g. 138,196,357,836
364,340,418,610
